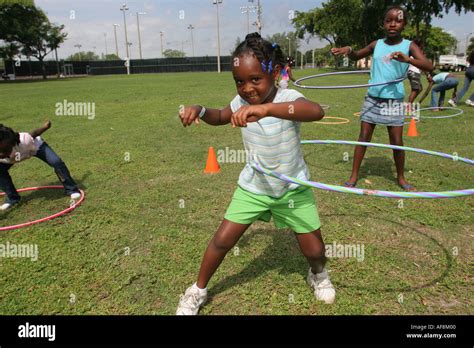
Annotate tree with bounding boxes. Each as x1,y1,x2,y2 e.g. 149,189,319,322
404,24,457,61
293,0,365,48
163,49,185,58
0,1,67,79
304,45,336,68
0,42,20,75
404,0,474,40
19,18,67,79
293,0,473,50
66,51,99,61
467,37,474,54
265,32,300,58
47,23,67,77
104,54,121,60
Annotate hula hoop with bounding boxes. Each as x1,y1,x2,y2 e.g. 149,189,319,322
417,107,464,119
251,140,474,199
321,104,330,110
0,186,85,231
314,116,350,125
353,112,360,117
294,70,407,89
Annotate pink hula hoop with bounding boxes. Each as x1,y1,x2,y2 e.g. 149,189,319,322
0,186,85,231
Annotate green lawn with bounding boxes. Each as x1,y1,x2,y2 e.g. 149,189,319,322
0,70,472,315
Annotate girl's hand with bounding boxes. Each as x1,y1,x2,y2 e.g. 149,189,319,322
390,51,410,63
44,120,51,130
179,105,201,127
331,47,350,56
231,104,268,128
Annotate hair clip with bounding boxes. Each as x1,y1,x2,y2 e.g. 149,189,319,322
261,60,273,73
272,43,277,48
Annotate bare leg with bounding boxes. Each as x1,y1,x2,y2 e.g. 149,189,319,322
408,89,421,105
346,121,376,186
387,125,414,190
196,219,250,288
295,229,326,274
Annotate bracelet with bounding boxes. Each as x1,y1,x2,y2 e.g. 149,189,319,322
347,46,353,55
198,106,206,119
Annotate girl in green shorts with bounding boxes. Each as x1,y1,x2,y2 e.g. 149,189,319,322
177,33,334,315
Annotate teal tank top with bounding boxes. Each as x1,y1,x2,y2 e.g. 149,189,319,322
368,39,411,99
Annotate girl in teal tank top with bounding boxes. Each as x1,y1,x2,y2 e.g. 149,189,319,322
331,6,433,191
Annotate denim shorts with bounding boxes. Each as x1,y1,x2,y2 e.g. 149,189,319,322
360,95,405,127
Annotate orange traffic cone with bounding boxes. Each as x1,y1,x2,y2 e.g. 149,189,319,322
407,117,419,137
204,146,220,174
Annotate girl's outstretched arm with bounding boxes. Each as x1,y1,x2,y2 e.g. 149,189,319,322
230,98,324,127
30,120,51,138
179,105,232,127
331,41,377,61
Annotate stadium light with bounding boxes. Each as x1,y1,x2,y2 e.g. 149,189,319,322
120,4,130,74
212,0,223,73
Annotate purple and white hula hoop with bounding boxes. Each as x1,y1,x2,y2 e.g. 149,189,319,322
252,140,473,199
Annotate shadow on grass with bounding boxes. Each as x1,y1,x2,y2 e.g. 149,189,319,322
208,213,451,299
0,172,90,223
304,151,413,187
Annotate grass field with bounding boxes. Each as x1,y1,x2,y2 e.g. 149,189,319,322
0,69,472,315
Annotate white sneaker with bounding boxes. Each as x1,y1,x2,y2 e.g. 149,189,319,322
0,201,19,211
70,192,81,200
176,283,207,315
448,99,457,107
0,203,12,211
307,268,336,304
466,99,474,107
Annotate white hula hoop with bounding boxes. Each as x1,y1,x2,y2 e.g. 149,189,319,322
294,70,407,89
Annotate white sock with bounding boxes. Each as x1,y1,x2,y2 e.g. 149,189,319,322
193,283,207,293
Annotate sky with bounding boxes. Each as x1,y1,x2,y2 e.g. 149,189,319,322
34,0,474,60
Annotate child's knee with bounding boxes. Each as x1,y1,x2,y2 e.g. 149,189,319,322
212,234,235,252
50,158,65,168
358,132,372,142
302,244,326,261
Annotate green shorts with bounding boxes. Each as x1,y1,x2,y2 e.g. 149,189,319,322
224,186,321,234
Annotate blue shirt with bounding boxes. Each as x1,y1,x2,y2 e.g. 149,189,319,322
368,39,411,99
432,73,449,84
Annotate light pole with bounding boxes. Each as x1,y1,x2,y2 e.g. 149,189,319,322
128,42,133,59
252,0,262,34
160,31,164,57
187,24,195,57
113,24,120,57
213,0,222,73
136,12,146,59
74,44,82,61
240,0,256,34
103,33,108,57
287,37,291,58
120,3,130,75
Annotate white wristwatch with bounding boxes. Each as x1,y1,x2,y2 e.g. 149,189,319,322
198,106,206,119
